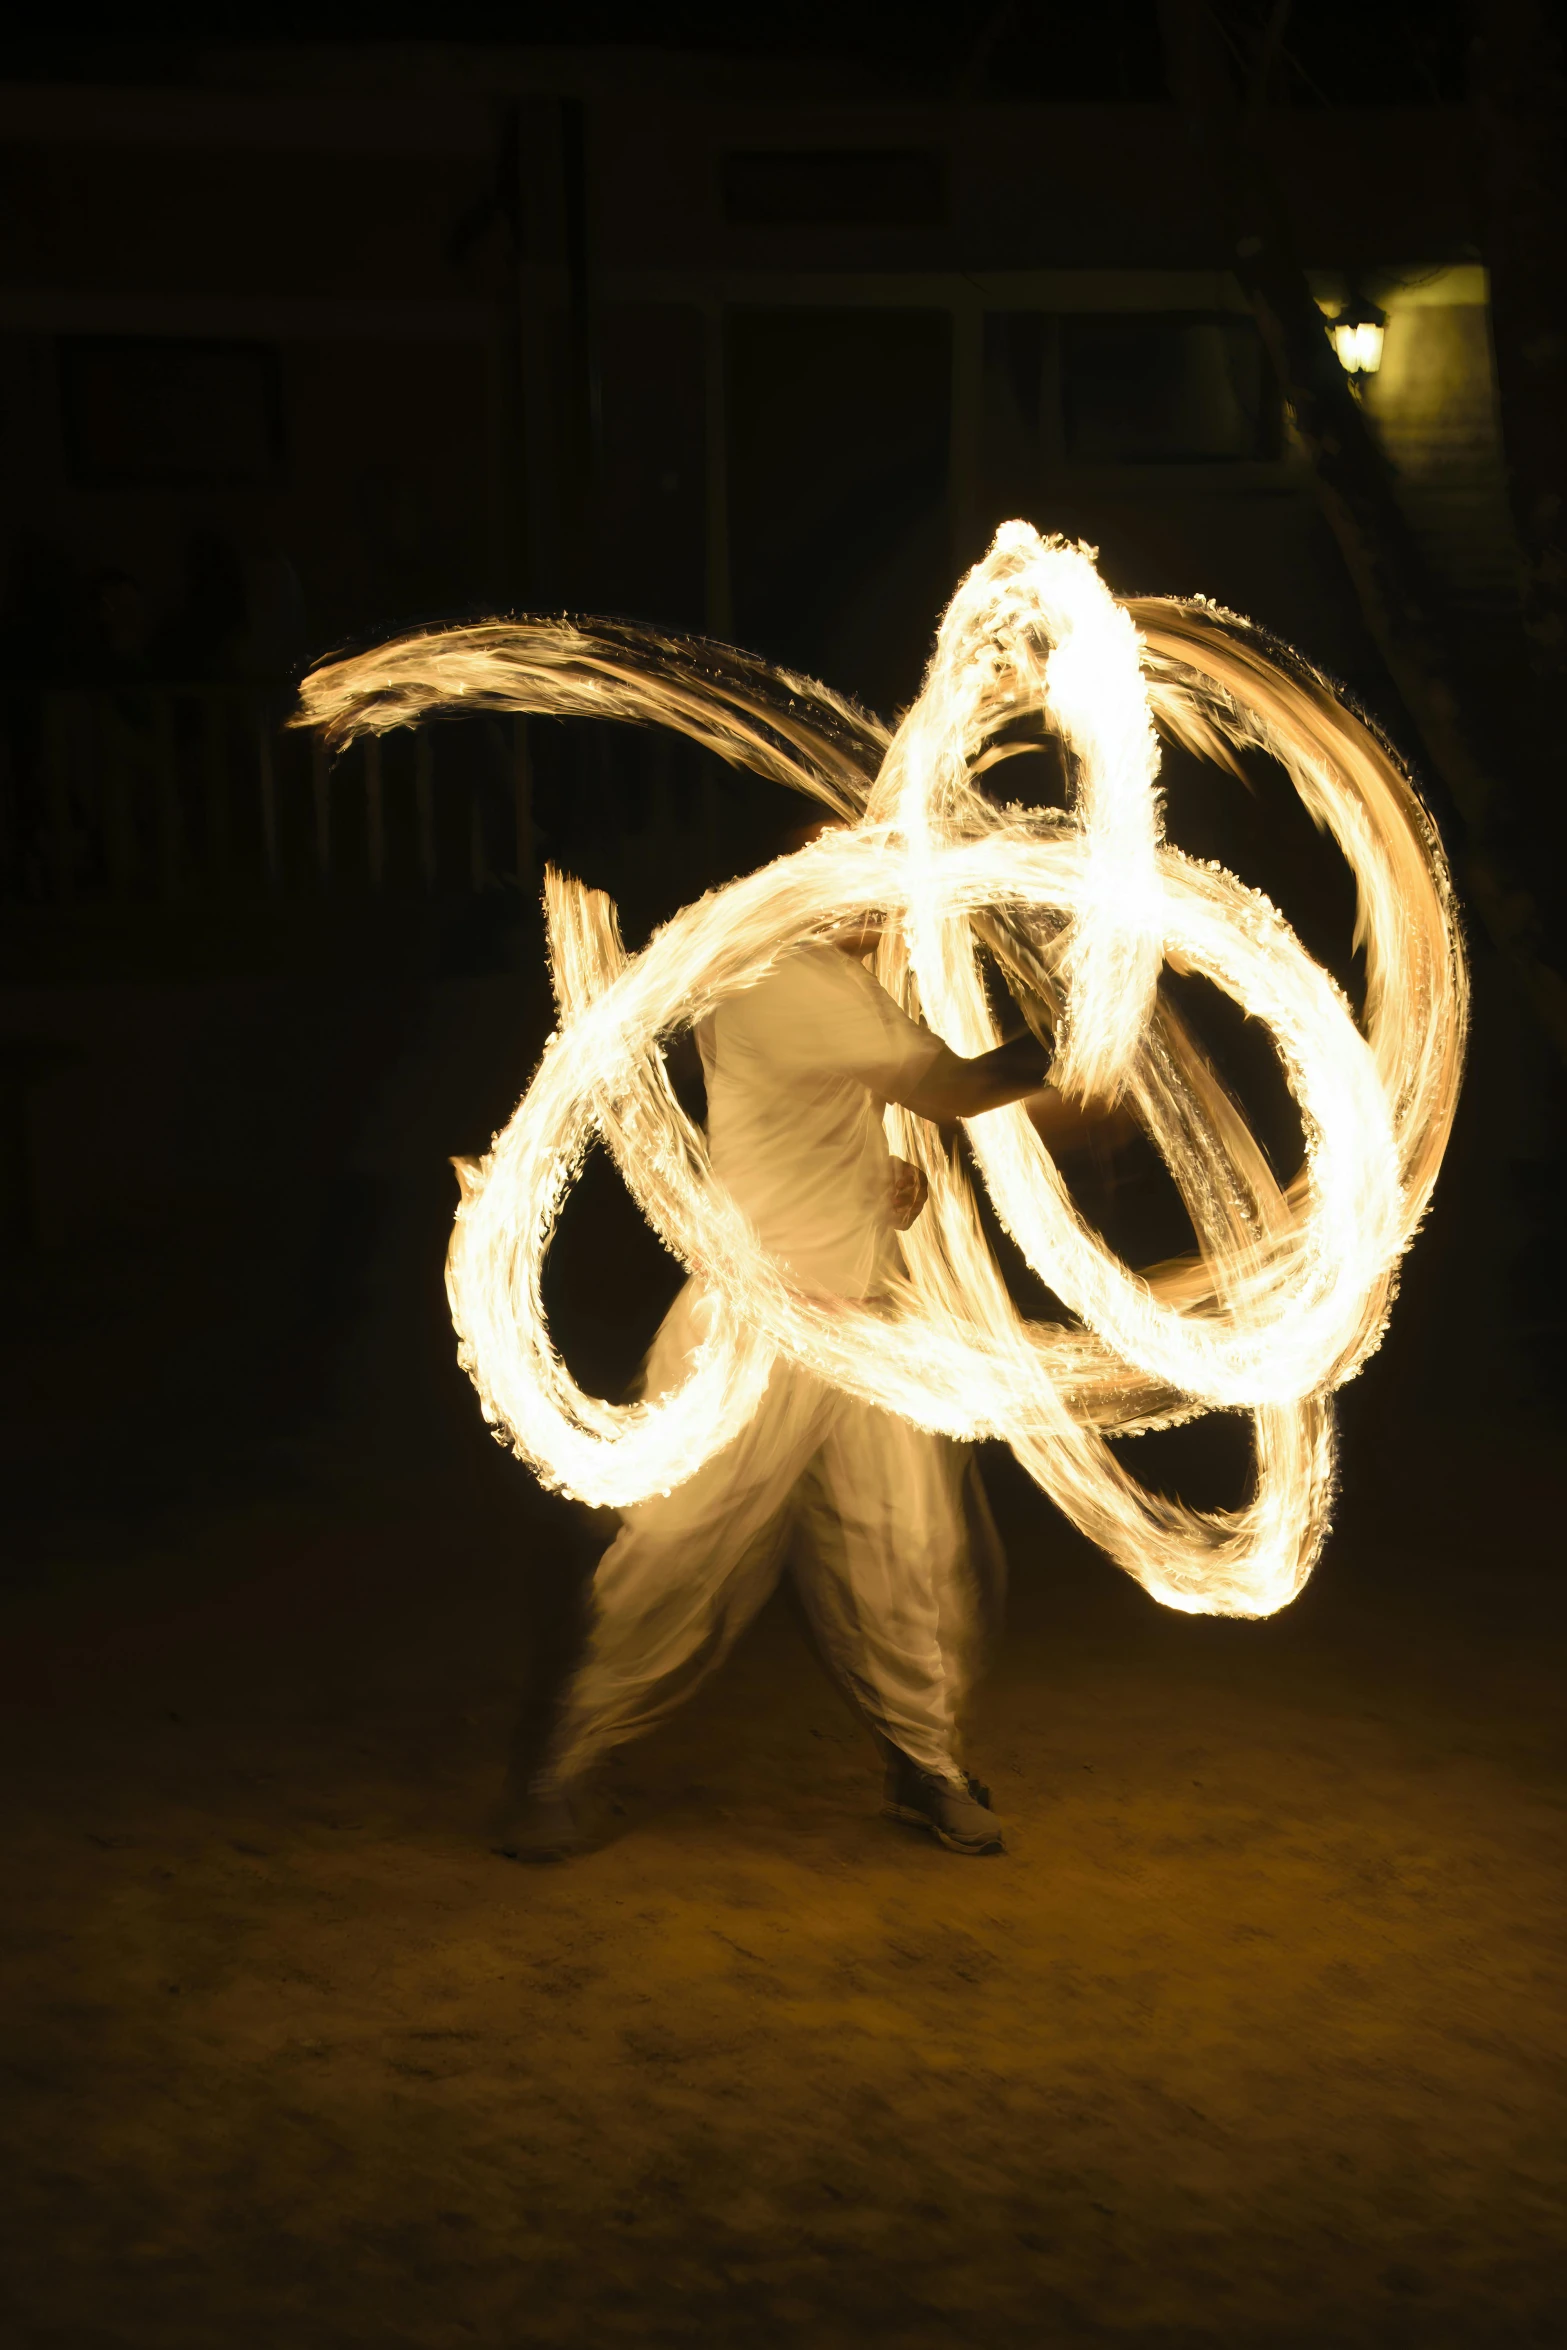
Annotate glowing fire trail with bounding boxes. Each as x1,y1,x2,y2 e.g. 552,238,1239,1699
295,525,1467,1618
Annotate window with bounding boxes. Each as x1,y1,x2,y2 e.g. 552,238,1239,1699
59,338,284,487
1061,315,1278,464
721,150,947,229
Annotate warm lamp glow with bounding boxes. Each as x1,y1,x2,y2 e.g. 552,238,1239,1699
294,524,1468,1622
1331,316,1385,376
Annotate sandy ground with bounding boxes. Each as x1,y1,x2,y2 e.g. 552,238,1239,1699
1,1411,1563,2350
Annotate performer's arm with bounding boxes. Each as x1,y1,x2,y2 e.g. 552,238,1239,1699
889,1036,1140,1150
887,1032,1051,1122
837,947,1132,1136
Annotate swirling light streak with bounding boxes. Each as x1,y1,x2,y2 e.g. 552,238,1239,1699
295,524,1467,1617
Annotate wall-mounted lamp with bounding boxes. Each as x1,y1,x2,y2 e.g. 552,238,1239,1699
1329,296,1386,377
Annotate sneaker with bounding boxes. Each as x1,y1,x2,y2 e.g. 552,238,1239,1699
489,1778,583,1863
882,1751,1005,1856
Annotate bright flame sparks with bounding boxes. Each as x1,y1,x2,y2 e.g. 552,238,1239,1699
295,524,1467,1619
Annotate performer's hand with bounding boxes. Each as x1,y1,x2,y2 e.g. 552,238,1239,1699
1024,1087,1141,1163
887,1156,929,1230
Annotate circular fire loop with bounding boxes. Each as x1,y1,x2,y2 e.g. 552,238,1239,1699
297,524,1468,1618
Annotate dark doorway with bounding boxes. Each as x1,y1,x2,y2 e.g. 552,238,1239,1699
725,306,952,718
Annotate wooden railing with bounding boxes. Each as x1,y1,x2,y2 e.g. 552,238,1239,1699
0,683,540,909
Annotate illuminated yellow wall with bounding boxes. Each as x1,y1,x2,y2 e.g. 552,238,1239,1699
1317,267,1523,651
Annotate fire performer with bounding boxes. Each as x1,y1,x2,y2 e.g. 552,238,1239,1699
497,907,1125,1862
297,529,1466,1841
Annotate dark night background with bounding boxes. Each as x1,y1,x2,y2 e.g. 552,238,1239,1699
1,5,1564,2346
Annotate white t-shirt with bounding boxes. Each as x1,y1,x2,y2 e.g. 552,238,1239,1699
696,944,944,1299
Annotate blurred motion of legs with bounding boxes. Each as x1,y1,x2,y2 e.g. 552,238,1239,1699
492,1283,1003,1860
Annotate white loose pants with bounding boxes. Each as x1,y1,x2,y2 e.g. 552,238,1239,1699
544,1284,994,1788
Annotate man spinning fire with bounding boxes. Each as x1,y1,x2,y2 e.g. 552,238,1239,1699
496,897,1127,1863
299,531,1465,1815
